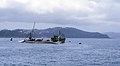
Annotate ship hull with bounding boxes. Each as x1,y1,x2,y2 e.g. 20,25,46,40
19,40,59,44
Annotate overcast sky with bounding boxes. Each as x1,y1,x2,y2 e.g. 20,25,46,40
0,0,120,32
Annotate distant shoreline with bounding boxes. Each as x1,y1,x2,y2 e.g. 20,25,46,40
0,27,109,38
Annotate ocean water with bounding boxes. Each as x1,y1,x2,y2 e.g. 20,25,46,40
0,38,120,66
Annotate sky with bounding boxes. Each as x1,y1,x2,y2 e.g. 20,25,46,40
0,0,120,32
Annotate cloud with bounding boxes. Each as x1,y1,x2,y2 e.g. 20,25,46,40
0,0,93,13
0,0,120,32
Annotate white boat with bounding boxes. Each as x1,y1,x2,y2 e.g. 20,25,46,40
19,22,66,44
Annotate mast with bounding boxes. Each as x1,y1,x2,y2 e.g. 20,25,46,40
31,22,36,33
29,22,36,40
24,22,36,40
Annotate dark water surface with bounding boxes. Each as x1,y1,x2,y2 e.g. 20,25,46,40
0,38,120,66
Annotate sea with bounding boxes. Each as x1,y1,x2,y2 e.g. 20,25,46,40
0,38,120,66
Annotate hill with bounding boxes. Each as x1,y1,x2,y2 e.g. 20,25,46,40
0,27,109,38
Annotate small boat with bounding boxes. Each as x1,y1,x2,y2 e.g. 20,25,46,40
19,22,66,44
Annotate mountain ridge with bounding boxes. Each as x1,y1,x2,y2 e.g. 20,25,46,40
0,27,109,38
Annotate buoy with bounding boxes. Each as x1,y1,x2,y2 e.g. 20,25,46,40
79,42,82,44
10,38,13,41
